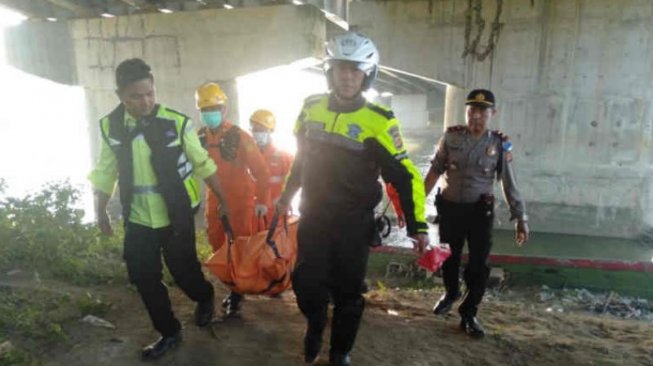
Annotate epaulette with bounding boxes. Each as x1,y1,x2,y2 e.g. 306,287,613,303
366,102,395,120
491,129,510,142
446,125,467,133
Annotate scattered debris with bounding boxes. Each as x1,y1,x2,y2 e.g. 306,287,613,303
387,309,399,316
385,262,406,277
487,268,505,288
6,269,22,276
81,315,116,329
534,285,652,321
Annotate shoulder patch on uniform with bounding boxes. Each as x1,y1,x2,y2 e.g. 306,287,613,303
446,125,467,133
347,123,363,140
388,125,404,150
367,103,395,120
492,129,514,153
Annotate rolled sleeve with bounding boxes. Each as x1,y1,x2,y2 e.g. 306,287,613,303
183,122,217,179
88,138,118,195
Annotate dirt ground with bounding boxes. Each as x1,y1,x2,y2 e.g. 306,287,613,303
5,275,650,366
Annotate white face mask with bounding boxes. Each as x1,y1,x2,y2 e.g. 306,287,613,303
253,132,270,146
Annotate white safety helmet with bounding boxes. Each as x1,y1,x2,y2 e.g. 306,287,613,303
324,31,379,91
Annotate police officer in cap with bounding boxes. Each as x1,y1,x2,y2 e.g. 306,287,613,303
424,89,529,338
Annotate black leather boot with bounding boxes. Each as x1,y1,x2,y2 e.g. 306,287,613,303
141,331,181,361
432,292,461,315
459,316,485,339
329,351,351,366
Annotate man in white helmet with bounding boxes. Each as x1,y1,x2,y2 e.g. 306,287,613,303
276,32,429,366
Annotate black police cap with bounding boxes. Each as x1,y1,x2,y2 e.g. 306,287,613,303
465,89,495,108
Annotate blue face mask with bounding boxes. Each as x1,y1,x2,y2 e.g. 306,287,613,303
252,132,271,146
201,111,223,128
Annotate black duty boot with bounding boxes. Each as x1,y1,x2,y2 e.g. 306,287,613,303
432,293,461,315
194,297,214,327
459,316,485,339
329,351,351,366
141,331,182,361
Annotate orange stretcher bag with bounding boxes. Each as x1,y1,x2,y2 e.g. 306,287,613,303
205,213,298,296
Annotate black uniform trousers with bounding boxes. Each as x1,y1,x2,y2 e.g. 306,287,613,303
123,222,214,337
292,212,374,355
438,198,494,318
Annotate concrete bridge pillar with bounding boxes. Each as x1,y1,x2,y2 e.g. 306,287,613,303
443,84,465,129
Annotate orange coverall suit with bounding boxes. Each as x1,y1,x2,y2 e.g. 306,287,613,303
260,143,294,221
200,121,271,252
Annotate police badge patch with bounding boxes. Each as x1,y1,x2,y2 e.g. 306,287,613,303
347,123,362,140
388,126,404,150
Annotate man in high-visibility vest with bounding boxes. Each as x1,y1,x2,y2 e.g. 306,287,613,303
195,83,271,318
89,58,229,361
276,32,429,366
249,109,294,220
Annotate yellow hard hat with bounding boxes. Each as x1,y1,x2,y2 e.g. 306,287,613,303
249,109,276,130
195,82,228,109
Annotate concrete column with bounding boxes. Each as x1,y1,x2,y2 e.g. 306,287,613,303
392,94,428,130
443,84,465,129
220,79,240,127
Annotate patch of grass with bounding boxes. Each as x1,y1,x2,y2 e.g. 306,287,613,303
0,287,69,342
0,343,38,366
0,181,125,285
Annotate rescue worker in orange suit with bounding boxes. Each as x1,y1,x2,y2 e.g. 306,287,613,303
195,82,271,318
276,32,429,366
249,109,294,220
90,59,229,361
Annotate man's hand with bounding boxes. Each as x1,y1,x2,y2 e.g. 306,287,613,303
515,220,529,246
255,204,268,217
97,211,113,235
410,233,429,255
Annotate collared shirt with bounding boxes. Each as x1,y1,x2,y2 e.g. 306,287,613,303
431,126,527,221
89,105,217,228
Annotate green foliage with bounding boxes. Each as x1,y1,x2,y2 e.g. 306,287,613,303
0,344,38,366
0,288,68,341
0,181,124,285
